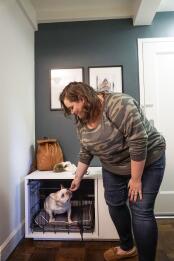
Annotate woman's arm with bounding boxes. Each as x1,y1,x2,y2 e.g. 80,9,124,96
128,159,145,201
70,161,89,191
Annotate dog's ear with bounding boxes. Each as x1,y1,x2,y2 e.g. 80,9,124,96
60,184,65,189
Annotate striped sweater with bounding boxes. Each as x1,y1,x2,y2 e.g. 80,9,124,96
77,93,166,175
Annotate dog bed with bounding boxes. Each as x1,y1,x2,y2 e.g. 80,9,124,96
33,202,94,233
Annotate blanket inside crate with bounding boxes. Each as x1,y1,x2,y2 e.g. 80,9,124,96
33,202,94,232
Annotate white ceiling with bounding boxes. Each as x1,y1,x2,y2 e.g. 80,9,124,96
30,0,174,26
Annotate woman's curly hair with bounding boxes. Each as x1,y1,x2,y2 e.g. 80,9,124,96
59,82,104,125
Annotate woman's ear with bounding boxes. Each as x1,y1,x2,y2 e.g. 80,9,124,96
78,96,85,103
60,184,65,189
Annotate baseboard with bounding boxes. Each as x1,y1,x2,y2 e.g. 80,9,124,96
155,190,174,215
0,220,25,261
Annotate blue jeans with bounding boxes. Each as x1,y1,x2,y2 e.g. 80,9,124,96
102,153,165,261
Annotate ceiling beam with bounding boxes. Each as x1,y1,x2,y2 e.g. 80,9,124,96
133,0,162,26
16,0,37,30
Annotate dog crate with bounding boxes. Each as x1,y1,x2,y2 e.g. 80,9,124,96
28,179,94,238
25,169,119,240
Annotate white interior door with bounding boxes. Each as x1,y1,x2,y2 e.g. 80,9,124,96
138,38,174,215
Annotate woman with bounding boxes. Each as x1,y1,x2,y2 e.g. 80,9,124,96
60,82,166,261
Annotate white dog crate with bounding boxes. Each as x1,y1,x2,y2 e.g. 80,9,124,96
25,167,119,240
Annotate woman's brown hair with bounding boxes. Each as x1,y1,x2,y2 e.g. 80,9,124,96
59,82,104,125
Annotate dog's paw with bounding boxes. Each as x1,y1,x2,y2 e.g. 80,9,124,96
68,219,73,225
49,218,55,223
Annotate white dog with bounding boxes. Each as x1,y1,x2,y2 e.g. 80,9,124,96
44,184,72,224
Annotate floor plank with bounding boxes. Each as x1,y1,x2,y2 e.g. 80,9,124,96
7,219,174,261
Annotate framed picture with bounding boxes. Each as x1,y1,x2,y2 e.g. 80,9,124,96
88,65,123,93
50,68,83,110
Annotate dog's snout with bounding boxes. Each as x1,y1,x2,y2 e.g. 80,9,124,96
67,190,72,196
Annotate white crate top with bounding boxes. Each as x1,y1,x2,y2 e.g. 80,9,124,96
25,167,102,180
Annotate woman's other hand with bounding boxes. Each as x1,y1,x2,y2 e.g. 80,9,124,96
128,178,143,202
129,159,145,201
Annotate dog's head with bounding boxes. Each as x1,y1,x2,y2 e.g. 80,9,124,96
54,184,72,204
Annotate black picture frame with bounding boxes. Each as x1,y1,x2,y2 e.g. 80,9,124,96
50,67,84,110
88,65,123,93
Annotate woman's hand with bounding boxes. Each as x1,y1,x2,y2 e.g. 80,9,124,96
128,159,145,201
70,176,81,191
69,161,89,191
128,178,142,202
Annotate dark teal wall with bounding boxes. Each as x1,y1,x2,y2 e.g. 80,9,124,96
35,12,174,164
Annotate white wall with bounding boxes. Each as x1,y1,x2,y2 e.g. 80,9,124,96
0,0,36,260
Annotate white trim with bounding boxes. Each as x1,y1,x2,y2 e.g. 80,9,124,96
16,0,37,30
137,39,145,109
133,0,162,26
155,191,174,216
138,37,174,43
0,220,25,261
138,37,174,109
159,191,174,194
156,216,174,219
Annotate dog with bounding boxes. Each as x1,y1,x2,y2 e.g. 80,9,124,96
44,184,72,224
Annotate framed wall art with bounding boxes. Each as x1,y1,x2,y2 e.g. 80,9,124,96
88,65,123,93
50,68,83,110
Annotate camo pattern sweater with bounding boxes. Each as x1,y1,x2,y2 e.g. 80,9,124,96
77,93,166,175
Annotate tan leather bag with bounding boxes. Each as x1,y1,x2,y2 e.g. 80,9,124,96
36,138,64,171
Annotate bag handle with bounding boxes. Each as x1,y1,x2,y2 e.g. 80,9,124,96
37,138,57,144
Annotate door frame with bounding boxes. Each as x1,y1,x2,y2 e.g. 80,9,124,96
137,37,174,216
138,37,174,112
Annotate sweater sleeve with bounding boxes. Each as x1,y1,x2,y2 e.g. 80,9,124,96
79,143,94,165
107,94,148,161
76,125,94,165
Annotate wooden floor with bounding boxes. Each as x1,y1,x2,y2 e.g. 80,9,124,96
8,219,174,261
